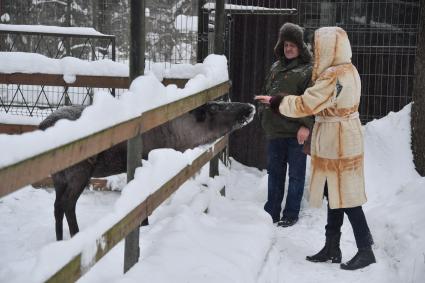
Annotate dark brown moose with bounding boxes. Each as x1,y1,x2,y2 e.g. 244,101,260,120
39,101,255,240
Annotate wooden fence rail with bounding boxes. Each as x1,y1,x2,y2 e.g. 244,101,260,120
0,79,230,282
0,73,189,89
46,134,228,283
0,80,229,198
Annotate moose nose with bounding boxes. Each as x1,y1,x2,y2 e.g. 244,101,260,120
242,104,255,117
243,107,252,117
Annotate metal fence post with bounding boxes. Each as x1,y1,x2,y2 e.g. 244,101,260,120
124,0,145,274
210,0,226,195
64,0,73,107
65,0,71,57
197,0,207,63
214,0,225,55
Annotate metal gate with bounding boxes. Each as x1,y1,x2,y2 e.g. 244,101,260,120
297,0,420,123
199,1,298,168
199,0,420,169
226,5,297,169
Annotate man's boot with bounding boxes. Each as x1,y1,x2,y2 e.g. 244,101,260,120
306,233,342,263
340,247,376,270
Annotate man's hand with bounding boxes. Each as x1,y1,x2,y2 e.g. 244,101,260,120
297,126,310,145
254,95,272,104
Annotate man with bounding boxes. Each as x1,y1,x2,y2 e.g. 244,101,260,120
258,22,314,227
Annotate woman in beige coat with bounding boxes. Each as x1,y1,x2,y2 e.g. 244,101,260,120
255,26,376,270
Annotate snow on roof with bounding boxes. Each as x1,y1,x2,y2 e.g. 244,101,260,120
0,24,111,37
175,15,198,33
203,3,296,14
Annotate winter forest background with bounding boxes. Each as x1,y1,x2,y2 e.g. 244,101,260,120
0,0,199,64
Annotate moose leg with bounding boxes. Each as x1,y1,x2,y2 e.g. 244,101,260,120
63,163,93,238
64,198,80,237
53,176,67,241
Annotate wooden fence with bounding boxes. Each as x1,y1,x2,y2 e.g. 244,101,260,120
0,77,230,282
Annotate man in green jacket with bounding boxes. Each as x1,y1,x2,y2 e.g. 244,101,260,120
258,22,314,227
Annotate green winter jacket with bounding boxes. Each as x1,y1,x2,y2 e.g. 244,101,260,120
260,57,314,139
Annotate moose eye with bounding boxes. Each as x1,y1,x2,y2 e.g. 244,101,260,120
209,104,219,113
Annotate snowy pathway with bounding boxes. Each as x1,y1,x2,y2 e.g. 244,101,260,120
0,105,424,282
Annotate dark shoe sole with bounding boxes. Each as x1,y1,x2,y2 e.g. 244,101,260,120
277,219,298,227
340,260,376,270
306,256,341,263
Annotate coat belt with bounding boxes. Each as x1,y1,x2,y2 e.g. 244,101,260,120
315,111,359,123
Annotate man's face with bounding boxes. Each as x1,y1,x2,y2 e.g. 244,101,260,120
284,41,300,60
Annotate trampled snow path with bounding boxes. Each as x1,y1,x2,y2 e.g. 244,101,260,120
0,104,424,282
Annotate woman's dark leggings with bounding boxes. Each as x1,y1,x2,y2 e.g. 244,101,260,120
324,183,374,249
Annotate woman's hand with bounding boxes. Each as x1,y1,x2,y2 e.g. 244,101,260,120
254,95,272,104
297,126,310,145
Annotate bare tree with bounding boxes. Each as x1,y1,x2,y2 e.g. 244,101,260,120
412,4,425,176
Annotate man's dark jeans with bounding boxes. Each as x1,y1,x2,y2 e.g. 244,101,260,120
264,137,306,222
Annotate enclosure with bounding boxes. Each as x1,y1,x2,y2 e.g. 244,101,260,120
0,0,422,167
0,1,424,282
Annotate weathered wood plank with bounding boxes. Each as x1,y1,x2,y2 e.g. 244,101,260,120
0,123,38,134
32,177,110,191
0,73,130,88
0,81,229,198
45,135,228,283
162,78,188,88
147,135,228,214
0,73,189,89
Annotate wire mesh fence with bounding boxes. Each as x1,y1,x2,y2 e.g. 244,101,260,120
0,0,422,122
0,82,127,117
297,0,420,123
0,0,200,118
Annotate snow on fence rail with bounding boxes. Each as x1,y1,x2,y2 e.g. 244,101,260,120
0,80,229,198
45,135,228,283
0,80,230,282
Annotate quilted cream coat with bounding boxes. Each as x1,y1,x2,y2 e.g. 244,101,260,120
279,27,367,209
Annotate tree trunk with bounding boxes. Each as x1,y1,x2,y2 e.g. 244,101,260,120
412,3,425,176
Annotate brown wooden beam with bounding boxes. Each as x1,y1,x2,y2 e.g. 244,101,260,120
162,78,188,88
45,134,228,283
0,73,130,88
0,81,229,198
0,124,38,134
0,73,189,89
32,177,110,191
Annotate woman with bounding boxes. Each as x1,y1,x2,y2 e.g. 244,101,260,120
255,27,376,270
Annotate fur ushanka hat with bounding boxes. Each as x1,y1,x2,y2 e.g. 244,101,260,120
274,22,311,63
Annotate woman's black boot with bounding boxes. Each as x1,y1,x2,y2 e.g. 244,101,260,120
340,247,376,270
306,233,342,263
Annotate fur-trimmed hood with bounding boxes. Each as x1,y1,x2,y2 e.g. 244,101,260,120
274,22,312,64
312,27,352,81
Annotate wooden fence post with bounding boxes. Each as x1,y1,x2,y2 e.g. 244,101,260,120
210,0,226,197
124,0,145,273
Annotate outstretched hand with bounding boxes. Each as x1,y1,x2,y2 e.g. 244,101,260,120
254,95,272,104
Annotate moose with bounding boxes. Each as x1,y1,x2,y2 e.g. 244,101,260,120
39,101,255,240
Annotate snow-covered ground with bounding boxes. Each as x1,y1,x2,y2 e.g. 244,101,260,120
0,104,423,282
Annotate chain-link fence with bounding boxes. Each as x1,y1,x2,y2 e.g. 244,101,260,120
297,0,420,122
0,0,200,64
0,0,200,117
0,0,421,121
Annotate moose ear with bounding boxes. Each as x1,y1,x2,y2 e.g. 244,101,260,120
190,107,207,122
